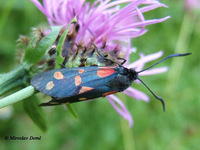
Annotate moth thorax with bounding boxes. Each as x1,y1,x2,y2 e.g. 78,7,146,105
129,68,138,80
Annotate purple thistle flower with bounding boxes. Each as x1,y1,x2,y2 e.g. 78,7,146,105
31,0,169,51
31,0,169,126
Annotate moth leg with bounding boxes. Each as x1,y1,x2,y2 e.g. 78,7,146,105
117,57,126,65
91,43,123,66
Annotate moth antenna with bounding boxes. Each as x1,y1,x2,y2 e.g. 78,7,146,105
138,53,191,73
137,77,165,111
136,52,191,111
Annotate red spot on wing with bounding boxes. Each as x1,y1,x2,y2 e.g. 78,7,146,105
54,71,64,80
97,68,115,78
102,91,118,96
45,81,55,90
79,69,84,73
75,75,82,86
79,86,94,94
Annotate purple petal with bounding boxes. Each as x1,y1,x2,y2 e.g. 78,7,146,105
127,51,164,70
31,0,169,50
30,0,46,14
141,1,168,12
135,53,145,72
139,67,168,76
123,87,150,102
124,39,131,64
107,95,133,127
124,39,136,65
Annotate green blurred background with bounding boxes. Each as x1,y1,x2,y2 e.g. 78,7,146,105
0,0,199,150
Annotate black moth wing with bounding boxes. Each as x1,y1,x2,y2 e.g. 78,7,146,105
31,66,119,99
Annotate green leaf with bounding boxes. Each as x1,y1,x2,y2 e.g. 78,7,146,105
23,26,62,68
66,104,79,120
23,95,47,132
55,16,77,69
55,16,79,119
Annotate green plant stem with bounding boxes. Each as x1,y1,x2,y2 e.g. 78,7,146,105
166,12,196,91
119,94,135,150
0,85,36,109
0,64,27,96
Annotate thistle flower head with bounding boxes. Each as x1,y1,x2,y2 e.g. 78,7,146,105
31,0,169,52
31,0,169,126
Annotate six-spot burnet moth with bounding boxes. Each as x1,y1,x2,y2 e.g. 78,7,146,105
31,49,191,110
